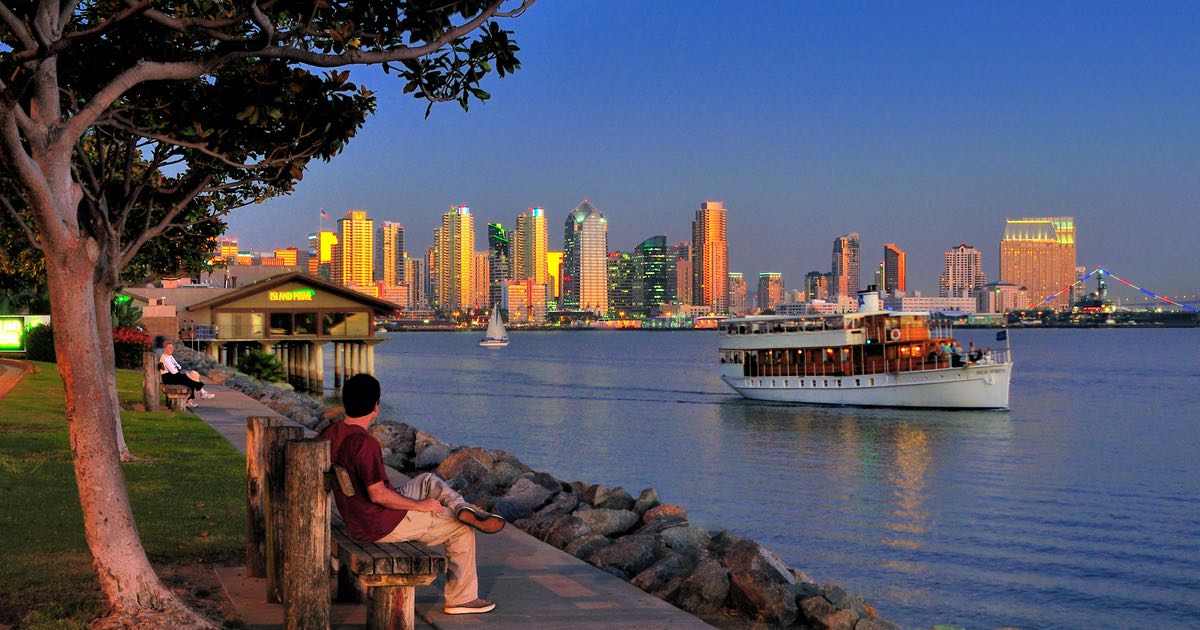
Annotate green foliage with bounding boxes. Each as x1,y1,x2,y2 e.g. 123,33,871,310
0,364,244,626
23,324,55,362
112,328,151,369
111,299,143,329
238,350,287,383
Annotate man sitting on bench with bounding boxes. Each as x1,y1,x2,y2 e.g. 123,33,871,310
319,374,504,615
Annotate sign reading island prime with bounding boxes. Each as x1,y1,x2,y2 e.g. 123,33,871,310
716,293,1012,409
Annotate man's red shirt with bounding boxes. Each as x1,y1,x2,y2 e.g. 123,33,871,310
318,421,406,541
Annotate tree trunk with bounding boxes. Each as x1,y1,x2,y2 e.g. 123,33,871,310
43,239,212,629
142,352,161,413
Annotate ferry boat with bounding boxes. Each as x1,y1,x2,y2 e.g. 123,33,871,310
716,294,1011,409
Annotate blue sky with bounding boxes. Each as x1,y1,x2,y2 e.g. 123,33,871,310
229,1,1200,298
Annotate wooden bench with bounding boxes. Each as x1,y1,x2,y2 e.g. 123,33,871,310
330,520,447,630
162,384,192,411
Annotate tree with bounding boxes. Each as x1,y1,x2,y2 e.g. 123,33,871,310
0,2,531,627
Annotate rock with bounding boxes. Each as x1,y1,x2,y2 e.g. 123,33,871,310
489,449,531,472
513,513,560,540
575,509,640,537
545,515,591,549
587,535,657,577
800,596,837,628
593,486,635,511
670,555,730,615
382,453,409,470
572,482,602,505
822,583,850,609
823,609,861,630
854,617,899,630
322,405,345,421
205,369,229,385
630,552,698,599
563,533,611,560
436,447,495,484
722,540,795,586
708,529,742,559
459,477,500,504
724,540,798,625
370,421,415,457
642,503,687,525
501,478,555,512
791,567,818,585
518,471,561,493
661,526,712,557
291,412,318,429
633,488,660,515
415,442,450,469
489,499,534,522
533,492,579,521
484,461,523,490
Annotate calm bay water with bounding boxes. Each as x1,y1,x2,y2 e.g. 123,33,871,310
368,328,1200,629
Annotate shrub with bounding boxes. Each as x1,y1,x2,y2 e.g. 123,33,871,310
112,327,152,369
237,349,287,383
24,324,55,362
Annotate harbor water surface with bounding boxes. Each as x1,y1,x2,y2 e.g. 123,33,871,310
369,328,1200,629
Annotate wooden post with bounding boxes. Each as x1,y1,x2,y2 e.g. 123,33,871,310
245,416,283,578
142,351,160,412
334,342,343,389
265,424,304,602
368,586,416,630
367,344,375,376
283,439,331,630
313,343,325,392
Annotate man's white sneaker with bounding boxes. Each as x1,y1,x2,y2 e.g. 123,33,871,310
444,599,495,615
186,400,199,409
200,391,215,399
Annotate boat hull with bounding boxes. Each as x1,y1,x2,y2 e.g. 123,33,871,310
720,362,1011,409
479,339,510,347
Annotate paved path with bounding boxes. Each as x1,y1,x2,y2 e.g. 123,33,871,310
192,385,711,629
0,359,32,401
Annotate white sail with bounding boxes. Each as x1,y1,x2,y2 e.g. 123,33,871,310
483,306,508,342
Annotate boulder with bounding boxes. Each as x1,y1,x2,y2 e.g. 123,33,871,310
436,448,495,484
501,478,555,512
587,535,657,577
633,488,660,515
670,555,730,615
724,540,798,625
642,503,687,525
854,617,899,630
291,412,318,429
708,529,742,559
572,482,603,505
630,552,698,599
822,583,850,609
484,461,523,490
522,471,564,493
563,533,611,560
322,405,346,421
489,499,534,523
661,526,712,557
382,453,409,470
545,515,591,549
593,486,635,511
512,512,560,540
415,442,450,469
722,540,795,585
575,509,640,537
823,609,861,630
370,421,415,457
489,449,532,472
801,595,863,630
533,492,579,521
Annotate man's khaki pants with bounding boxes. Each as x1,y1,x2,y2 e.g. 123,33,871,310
376,472,478,605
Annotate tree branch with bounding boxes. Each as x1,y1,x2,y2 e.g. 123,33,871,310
0,105,67,244
0,2,36,50
119,173,213,268
0,192,42,250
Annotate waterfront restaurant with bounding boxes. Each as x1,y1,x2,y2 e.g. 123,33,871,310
182,272,397,391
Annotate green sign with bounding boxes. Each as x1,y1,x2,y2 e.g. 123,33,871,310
0,317,25,352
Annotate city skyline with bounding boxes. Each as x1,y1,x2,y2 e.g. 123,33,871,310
225,2,1199,296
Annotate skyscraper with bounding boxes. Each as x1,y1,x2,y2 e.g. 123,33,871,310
691,201,729,313
405,258,425,309
634,235,674,315
546,251,563,304
307,230,337,280
607,251,640,318
335,210,373,288
472,251,490,310
674,242,692,305
512,207,548,285
939,243,987,298
376,221,405,287
883,243,906,295
804,271,830,301
1000,217,1076,309
562,200,608,314
728,272,747,315
487,223,510,309
757,272,784,311
433,205,474,312
831,232,860,298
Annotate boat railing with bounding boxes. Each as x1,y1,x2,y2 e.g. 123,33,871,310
737,344,1011,379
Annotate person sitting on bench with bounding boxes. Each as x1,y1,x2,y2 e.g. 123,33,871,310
159,341,212,408
319,374,504,616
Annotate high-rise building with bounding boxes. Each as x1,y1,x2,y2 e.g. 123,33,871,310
487,223,511,309
505,279,548,323
307,231,337,280
634,235,674,315
883,243,906,295
405,258,425,310
691,201,729,313
433,205,474,312
1000,217,1076,309
939,243,987,298
472,251,490,310
728,272,747,315
512,207,548,284
562,200,608,314
757,272,784,311
334,210,373,287
803,271,830,301
546,251,563,303
831,232,860,298
376,221,405,287
424,245,437,310
674,242,692,305
217,238,239,261
261,246,299,267
607,251,641,318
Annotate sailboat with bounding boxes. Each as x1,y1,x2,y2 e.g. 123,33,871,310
479,305,510,347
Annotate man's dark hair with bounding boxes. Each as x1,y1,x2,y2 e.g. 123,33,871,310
342,374,381,418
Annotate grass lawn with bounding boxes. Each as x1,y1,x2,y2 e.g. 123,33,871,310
0,362,245,628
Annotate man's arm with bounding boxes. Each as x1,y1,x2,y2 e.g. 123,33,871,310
366,482,446,514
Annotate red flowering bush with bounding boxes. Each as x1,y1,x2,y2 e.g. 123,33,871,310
112,327,152,369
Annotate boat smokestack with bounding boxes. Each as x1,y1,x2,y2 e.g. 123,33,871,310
857,289,881,313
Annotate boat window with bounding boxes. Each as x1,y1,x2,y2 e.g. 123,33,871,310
855,379,861,386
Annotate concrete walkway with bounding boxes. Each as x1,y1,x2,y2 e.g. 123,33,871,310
0,359,32,401
191,384,712,629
